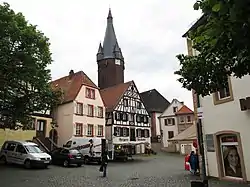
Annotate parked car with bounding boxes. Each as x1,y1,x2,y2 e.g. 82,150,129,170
50,148,84,167
0,140,51,169
63,137,104,164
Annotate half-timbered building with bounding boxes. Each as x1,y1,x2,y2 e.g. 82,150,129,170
100,81,151,155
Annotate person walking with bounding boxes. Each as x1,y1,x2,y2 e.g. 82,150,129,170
188,151,198,175
99,150,109,177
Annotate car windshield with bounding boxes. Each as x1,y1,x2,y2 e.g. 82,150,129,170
25,145,43,153
70,149,80,154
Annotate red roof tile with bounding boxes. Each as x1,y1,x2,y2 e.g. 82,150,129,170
100,81,132,112
175,105,193,115
51,71,98,103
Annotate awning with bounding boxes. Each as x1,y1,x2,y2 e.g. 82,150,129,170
168,125,197,142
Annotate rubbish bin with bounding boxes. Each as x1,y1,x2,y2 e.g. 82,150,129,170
190,180,204,187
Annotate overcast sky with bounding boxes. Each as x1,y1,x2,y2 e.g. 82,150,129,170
3,0,201,109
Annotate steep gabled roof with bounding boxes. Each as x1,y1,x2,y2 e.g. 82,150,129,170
100,81,132,112
175,105,193,115
140,89,170,113
51,71,98,104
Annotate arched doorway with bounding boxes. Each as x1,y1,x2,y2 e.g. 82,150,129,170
49,129,58,145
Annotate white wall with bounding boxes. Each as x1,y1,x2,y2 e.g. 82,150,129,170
155,112,162,136
73,85,106,138
202,75,250,180
160,99,184,147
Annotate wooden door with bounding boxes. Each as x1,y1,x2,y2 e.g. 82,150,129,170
36,120,46,138
130,128,136,141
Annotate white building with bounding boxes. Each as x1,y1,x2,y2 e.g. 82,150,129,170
100,81,151,159
51,70,105,147
184,15,250,182
159,99,184,149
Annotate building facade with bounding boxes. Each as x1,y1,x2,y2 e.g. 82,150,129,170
185,16,250,182
159,99,184,148
51,70,105,147
140,89,170,143
101,81,151,154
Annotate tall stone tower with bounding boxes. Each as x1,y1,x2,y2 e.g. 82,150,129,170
97,9,125,89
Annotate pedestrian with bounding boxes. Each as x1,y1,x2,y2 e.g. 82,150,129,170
188,151,198,175
99,150,109,177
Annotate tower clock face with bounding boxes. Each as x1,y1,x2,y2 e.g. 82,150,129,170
115,59,121,65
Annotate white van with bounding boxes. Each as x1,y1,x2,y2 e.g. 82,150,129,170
0,140,51,169
63,137,105,164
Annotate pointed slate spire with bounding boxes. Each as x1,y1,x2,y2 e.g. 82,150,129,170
97,42,104,61
100,8,123,61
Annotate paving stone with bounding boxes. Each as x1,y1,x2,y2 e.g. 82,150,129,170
0,153,249,187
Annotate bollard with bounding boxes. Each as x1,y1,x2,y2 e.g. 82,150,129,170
190,180,204,187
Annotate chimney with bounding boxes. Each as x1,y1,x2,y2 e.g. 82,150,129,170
69,70,74,75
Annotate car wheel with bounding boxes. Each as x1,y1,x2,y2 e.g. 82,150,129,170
77,163,82,167
0,156,7,165
63,160,69,167
24,160,31,169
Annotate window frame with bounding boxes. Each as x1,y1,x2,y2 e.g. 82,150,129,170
97,125,103,137
86,87,95,99
87,124,94,137
76,102,83,115
87,104,94,117
75,123,83,137
213,77,234,105
97,106,103,118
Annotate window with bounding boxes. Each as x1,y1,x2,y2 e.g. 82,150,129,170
128,114,134,122
173,107,178,113
86,88,95,99
168,131,174,139
97,125,103,136
180,116,185,123
97,106,103,118
16,145,26,154
145,129,149,138
123,99,128,106
136,115,141,122
75,123,83,136
136,101,142,109
187,116,192,123
136,129,141,137
114,127,120,136
143,116,148,123
123,128,127,136
141,129,145,137
213,78,234,105
76,102,83,115
115,112,121,120
37,120,46,131
164,118,175,126
122,113,127,121
6,143,16,151
87,124,94,136
87,105,94,117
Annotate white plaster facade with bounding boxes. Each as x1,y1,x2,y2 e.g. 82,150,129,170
199,75,250,182
159,99,184,148
56,85,105,146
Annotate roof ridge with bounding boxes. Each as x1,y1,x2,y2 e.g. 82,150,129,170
101,81,132,91
51,71,82,83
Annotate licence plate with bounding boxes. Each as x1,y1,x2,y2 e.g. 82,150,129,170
76,156,81,159
44,161,50,163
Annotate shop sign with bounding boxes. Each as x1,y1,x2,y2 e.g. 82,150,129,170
239,97,250,111
205,134,215,152
119,138,129,142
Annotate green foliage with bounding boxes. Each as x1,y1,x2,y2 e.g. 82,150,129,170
0,2,62,130
175,0,250,96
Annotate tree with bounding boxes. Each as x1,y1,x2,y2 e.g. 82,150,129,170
175,0,250,96
0,2,62,130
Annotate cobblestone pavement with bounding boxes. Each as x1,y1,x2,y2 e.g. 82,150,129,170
0,153,249,187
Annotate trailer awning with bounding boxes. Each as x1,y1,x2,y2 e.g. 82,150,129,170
168,125,196,142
